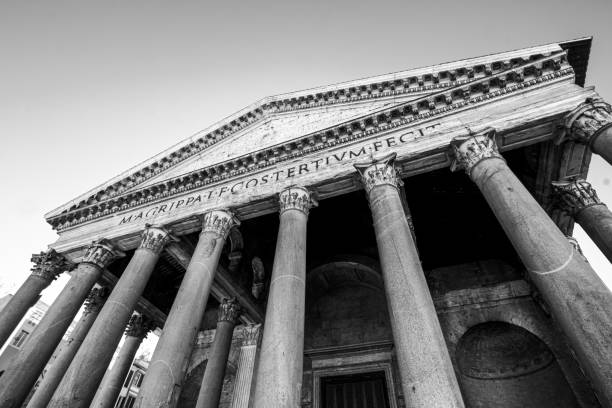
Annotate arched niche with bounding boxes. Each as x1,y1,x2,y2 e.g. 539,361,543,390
456,321,579,408
305,258,392,350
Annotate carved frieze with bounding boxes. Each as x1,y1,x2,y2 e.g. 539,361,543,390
241,323,262,347
125,313,155,339
81,239,124,269
551,178,604,215
561,97,612,145
218,298,241,323
450,128,504,176
354,152,401,194
83,287,110,315
278,186,317,215
30,249,74,282
47,51,575,232
139,225,177,254
202,210,240,239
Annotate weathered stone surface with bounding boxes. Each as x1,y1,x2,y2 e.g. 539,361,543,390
26,287,110,408
452,130,612,406
355,153,464,408
252,186,315,408
0,241,121,408
134,211,238,408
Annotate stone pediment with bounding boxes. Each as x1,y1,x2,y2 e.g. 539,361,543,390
45,39,596,255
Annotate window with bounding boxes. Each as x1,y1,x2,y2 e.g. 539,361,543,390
125,396,136,408
132,371,143,388
123,370,134,388
11,330,29,348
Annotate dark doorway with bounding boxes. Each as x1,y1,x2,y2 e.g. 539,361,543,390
321,371,390,408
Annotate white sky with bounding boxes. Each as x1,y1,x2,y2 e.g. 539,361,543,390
0,0,611,352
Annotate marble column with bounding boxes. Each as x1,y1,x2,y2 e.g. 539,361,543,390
252,186,316,408
91,313,154,408
26,286,110,408
195,298,241,408
354,154,464,408
134,210,239,408
552,178,612,263
0,240,122,408
562,97,612,165
0,250,72,347
451,129,612,406
48,225,175,408
230,324,261,408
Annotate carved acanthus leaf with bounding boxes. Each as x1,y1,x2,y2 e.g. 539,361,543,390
552,178,604,215
561,97,612,145
125,313,155,339
202,210,240,239
30,249,74,282
81,239,125,269
218,298,241,323
354,152,402,194
83,286,110,315
139,225,177,254
450,128,503,176
241,323,262,346
278,187,317,215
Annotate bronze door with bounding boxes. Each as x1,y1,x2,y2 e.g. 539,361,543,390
321,371,390,408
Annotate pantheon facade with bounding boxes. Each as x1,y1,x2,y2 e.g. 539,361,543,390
0,37,611,408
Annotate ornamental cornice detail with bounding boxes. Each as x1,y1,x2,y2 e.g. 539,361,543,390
30,249,74,282
83,287,110,315
81,239,125,269
279,186,317,215
47,51,573,232
241,323,262,346
138,225,177,254
217,298,241,323
202,210,240,239
354,152,402,194
125,313,155,339
559,97,612,145
551,178,604,215
450,128,504,176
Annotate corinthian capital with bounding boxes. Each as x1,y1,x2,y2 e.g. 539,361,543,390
552,178,604,216
450,128,503,176
30,249,74,283
83,286,110,315
278,186,317,215
561,97,612,146
202,210,240,239
218,298,241,323
81,239,124,269
241,323,262,346
139,225,177,254
354,153,402,195
125,313,155,339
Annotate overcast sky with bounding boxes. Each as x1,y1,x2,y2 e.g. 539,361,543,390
0,0,610,333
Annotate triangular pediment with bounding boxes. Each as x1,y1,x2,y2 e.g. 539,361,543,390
45,38,592,233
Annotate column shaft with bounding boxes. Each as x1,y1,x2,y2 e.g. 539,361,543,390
230,324,261,408
26,287,109,408
252,187,314,408
453,130,612,406
0,241,120,408
356,154,464,408
591,127,612,165
195,317,237,408
134,211,238,408
92,335,143,408
0,276,49,347
0,250,70,347
48,227,173,408
576,205,612,263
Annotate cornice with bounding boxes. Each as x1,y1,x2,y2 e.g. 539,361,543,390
46,46,570,222
47,51,573,232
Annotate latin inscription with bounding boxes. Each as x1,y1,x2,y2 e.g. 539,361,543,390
118,122,442,225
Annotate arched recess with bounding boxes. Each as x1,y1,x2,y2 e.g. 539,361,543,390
305,257,392,350
456,321,579,408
